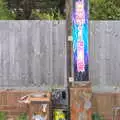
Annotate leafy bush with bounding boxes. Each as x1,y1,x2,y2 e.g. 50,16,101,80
0,0,65,20
0,0,16,19
0,112,7,120
32,8,65,20
90,0,120,20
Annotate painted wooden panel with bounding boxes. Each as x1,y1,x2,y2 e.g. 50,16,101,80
70,83,92,120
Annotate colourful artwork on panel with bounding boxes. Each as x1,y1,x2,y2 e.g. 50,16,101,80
72,0,89,81
70,87,92,120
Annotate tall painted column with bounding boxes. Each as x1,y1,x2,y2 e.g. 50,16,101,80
72,0,89,81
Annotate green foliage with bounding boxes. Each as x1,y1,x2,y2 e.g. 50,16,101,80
90,0,120,20
0,0,16,19
92,112,105,120
0,0,65,20
32,8,65,20
17,113,28,120
0,112,7,120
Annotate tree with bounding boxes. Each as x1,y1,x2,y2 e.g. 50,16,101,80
90,0,120,20
15,0,32,19
6,0,65,19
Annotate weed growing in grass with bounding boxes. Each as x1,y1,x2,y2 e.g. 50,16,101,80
92,112,105,120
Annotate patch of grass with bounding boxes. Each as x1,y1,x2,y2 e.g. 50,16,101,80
17,113,28,120
0,112,7,120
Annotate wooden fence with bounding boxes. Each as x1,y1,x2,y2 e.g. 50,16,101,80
0,20,67,88
90,21,120,87
92,93,120,119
